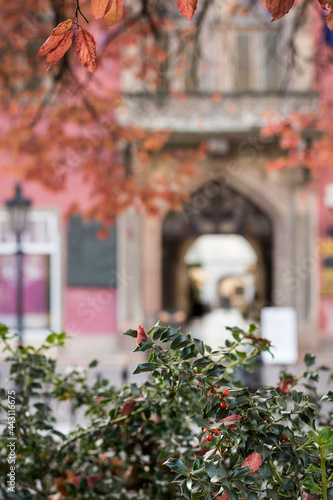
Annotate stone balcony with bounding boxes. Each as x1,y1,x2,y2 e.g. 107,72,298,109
121,91,319,138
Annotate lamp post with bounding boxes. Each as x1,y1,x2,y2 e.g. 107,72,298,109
6,184,31,344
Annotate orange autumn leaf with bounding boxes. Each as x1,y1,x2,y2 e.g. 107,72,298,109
104,0,124,26
177,0,198,20
91,0,110,20
211,93,222,103
45,31,73,67
266,0,295,21
75,28,97,73
39,35,62,57
51,19,73,36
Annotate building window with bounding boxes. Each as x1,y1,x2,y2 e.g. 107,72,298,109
67,215,117,288
0,210,61,334
235,28,281,91
236,32,251,91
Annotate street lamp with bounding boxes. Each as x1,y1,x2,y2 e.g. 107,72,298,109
6,184,32,343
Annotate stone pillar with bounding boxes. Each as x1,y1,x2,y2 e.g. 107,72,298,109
294,188,319,355
142,216,162,326
117,209,144,340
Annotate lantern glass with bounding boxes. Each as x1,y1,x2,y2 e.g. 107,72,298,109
6,184,31,236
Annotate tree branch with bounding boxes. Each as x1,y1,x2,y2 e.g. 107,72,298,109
75,0,89,24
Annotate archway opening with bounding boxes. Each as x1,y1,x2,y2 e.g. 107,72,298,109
161,181,273,340
185,234,257,314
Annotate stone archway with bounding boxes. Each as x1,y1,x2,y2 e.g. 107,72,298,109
117,156,318,356
161,181,273,322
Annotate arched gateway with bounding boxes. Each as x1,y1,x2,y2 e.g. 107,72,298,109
162,182,273,322
118,160,318,357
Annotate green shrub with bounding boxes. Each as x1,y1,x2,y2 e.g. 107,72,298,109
0,322,332,500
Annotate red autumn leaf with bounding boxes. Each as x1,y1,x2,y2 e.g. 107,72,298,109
177,0,198,20
75,28,97,73
216,494,230,500
120,400,136,416
104,0,124,26
51,19,73,36
136,324,148,345
45,32,73,67
241,452,262,473
266,0,295,21
325,12,333,31
70,473,101,489
302,492,318,500
219,414,242,425
277,377,294,393
91,0,110,20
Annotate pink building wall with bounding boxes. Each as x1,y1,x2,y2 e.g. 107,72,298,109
0,160,118,337
0,23,122,337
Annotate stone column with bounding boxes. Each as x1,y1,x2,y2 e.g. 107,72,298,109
294,188,319,355
117,209,144,341
142,216,162,326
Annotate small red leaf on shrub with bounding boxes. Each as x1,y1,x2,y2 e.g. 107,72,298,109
302,492,318,500
241,452,262,472
136,324,148,344
216,494,230,500
220,414,242,425
87,474,101,489
121,400,136,416
277,378,294,392
70,473,101,489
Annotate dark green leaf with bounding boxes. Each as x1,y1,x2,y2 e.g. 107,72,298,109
160,327,178,342
304,353,316,367
171,334,192,350
249,324,257,334
193,338,205,356
164,458,190,477
65,483,78,496
153,325,169,340
302,477,322,494
319,426,333,444
122,328,137,338
133,362,160,374
321,391,333,402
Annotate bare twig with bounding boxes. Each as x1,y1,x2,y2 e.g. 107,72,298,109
75,0,89,24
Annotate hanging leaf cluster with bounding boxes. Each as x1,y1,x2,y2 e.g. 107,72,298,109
38,0,331,73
